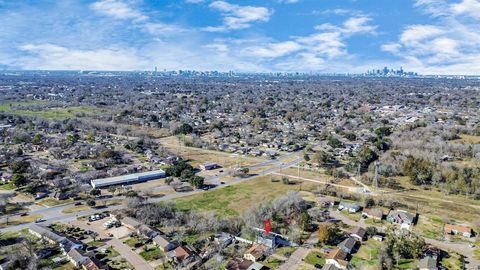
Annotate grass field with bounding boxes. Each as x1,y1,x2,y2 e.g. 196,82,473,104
350,239,381,268
441,252,464,270
36,198,73,207
262,256,284,269
450,134,480,144
0,101,105,119
61,204,91,214
158,136,263,169
174,175,316,216
0,214,43,228
0,182,16,190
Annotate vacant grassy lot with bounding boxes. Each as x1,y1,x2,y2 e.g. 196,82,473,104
61,204,91,214
158,136,262,168
350,239,381,269
0,214,43,228
37,198,73,207
174,175,316,216
0,101,105,119
450,134,480,144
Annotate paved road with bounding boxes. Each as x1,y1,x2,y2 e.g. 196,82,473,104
0,150,303,233
329,211,480,270
73,220,154,270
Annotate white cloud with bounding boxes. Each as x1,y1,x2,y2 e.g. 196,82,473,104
203,1,272,32
243,41,302,58
382,0,480,74
342,16,377,34
18,43,148,70
451,0,480,19
90,0,147,21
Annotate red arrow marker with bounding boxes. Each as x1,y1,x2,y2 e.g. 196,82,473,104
264,219,272,234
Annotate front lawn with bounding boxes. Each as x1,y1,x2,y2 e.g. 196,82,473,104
304,250,326,266
140,246,164,261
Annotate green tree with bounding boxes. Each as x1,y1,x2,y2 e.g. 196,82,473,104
108,186,117,195
299,212,311,232
67,133,80,144
190,176,204,188
11,174,27,187
9,160,30,174
90,189,101,196
402,155,433,185
174,123,193,135
86,199,96,207
32,133,42,145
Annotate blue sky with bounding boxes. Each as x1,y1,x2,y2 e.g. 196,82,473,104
1,0,480,74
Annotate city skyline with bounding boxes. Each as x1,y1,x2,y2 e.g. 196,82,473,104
1,0,480,75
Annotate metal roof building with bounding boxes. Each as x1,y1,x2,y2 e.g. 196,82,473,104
90,169,166,188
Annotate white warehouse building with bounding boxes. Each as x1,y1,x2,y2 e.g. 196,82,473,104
90,169,166,188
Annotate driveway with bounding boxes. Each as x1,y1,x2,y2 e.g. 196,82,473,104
278,247,310,270
72,220,154,270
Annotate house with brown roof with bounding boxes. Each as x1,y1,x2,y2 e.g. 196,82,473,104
243,244,269,262
226,259,254,270
82,257,109,270
167,246,194,263
361,208,383,221
326,248,349,269
350,227,367,242
444,224,473,238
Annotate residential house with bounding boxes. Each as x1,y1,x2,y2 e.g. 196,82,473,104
243,244,269,262
138,224,160,239
444,224,473,238
350,227,367,242
53,191,70,200
338,202,361,213
121,216,142,230
59,237,84,254
29,224,63,244
29,225,84,255
326,248,349,269
67,248,87,267
386,210,416,229
317,196,335,207
214,232,234,247
167,246,194,264
82,257,109,270
257,234,290,249
153,235,176,252
322,264,341,270
247,262,268,270
338,237,357,254
226,259,253,270
361,208,383,221
417,255,438,270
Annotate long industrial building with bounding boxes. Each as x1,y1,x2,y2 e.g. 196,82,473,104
90,169,166,188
